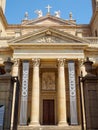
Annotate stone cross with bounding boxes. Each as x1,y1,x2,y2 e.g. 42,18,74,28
46,5,52,14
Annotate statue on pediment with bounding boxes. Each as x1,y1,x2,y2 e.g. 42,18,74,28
54,10,60,18
35,10,43,18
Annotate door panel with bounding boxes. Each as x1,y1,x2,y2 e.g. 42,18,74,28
43,100,55,125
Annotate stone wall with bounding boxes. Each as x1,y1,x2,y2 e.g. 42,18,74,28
0,75,13,130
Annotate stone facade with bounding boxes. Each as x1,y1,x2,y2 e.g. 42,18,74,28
0,75,13,130
0,0,98,130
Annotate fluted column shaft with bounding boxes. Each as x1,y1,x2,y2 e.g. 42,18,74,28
30,59,40,126
57,59,67,126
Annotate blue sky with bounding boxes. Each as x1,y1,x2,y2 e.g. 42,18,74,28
5,0,92,24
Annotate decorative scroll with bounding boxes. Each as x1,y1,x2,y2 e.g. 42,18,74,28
68,61,78,125
0,105,5,128
42,72,55,90
20,61,29,125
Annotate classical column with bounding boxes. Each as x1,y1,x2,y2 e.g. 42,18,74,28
30,58,40,126
57,58,68,126
11,59,20,128
79,59,86,128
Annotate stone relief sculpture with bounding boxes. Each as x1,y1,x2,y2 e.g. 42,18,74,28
34,10,43,18
37,36,55,43
42,72,55,90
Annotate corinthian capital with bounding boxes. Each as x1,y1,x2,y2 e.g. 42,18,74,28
32,58,40,67
58,58,65,67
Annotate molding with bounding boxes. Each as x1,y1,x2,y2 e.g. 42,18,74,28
8,27,89,44
12,53,85,59
8,42,88,50
22,15,76,26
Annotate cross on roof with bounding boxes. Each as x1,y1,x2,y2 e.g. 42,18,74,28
46,5,52,14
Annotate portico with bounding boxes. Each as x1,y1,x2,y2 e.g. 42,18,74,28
12,57,81,126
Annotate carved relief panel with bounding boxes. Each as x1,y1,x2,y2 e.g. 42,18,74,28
41,72,56,91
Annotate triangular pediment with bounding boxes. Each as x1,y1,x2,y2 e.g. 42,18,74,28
22,15,76,26
9,28,88,44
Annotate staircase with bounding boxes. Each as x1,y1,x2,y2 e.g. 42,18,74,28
17,125,82,130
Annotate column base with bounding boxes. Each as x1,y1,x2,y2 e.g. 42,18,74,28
29,121,40,126
58,121,68,126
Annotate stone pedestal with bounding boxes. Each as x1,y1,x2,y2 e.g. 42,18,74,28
0,75,14,130
82,76,98,130
81,58,98,130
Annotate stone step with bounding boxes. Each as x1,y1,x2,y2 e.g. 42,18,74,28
17,125,81,130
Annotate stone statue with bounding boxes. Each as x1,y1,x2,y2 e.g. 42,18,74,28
54,10,60,18
35,10,43,18
69,12,73,20
24,12,29,20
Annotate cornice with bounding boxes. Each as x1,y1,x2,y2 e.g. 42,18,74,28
0,47,12,53
8,42,88,50
21,15,76,26
86,46,98,51
6,24,91,30
76,24,90,29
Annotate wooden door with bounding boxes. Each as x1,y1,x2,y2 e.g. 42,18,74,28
43,100,55,125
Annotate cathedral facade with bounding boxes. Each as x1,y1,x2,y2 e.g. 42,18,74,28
0,0,98,129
